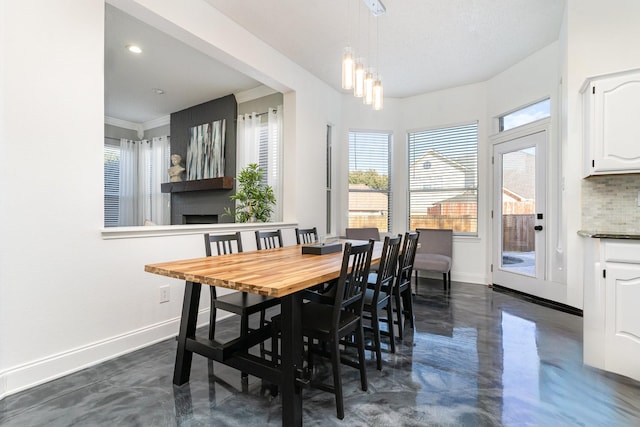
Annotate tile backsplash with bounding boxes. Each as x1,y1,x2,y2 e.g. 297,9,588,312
582,174,640,232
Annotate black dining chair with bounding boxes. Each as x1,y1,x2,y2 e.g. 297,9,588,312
204,232,280,378
300,240,374,420
363,234,402,370
394,231,420,338
255,229,284,249
295,227,318,244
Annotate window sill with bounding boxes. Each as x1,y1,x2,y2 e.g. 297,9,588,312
101,222,298,240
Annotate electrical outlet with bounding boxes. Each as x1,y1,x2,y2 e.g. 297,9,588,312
159,285,170,303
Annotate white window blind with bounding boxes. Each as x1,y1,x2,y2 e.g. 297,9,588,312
104,143,120,227
408,122,478,234
258,122,269,186
348,131,392,232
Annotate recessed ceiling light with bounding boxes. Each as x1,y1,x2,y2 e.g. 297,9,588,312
153,88,165,95
126,44,142,54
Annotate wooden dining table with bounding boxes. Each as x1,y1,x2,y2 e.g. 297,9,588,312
145,240,381,426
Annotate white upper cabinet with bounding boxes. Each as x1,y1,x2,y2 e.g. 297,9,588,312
582,69,640,177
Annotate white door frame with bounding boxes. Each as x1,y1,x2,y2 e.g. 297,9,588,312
491,121,565,303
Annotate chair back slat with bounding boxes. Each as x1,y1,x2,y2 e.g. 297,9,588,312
204,232,243,256
295,227,318,244
374,235,403,295
332,240,374,324
397,231,419,287
255,230,284,250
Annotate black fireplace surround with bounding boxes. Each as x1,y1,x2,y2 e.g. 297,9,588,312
169,95,237,225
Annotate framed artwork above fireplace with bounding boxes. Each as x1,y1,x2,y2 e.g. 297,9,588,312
187,119,226,180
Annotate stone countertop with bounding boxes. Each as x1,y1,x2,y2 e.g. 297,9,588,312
578,230,640,240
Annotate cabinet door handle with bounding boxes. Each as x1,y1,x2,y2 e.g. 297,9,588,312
534,225,543,231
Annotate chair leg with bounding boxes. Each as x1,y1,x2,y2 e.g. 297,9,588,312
442,273,447,291
448,271,452,289
402,288,415,330
372,308,382,371
259,308,267,358
414,271,419,295
355,323,368,392
209,287,217,341
395,292,404,338
385,299,396,353
307,338,315,372
330,336,344,420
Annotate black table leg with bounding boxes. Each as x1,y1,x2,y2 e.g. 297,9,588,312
173,281,201,385
279,293,303,426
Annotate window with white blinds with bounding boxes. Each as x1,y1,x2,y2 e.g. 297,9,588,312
348,131,392,232
258,123,269,186
408,122,478,235
103,137,170,227
104,143,120,227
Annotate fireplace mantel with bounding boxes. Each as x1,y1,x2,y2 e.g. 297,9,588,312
161,177,234,193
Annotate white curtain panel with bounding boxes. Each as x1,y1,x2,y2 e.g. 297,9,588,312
237,113,260,170
149,136,170,225
118,138,138,226
268,106,284,221
118,136,171,226
138,140,151,226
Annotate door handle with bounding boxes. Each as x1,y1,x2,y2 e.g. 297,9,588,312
534,225,543,231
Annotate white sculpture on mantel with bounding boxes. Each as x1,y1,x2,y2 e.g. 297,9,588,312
168,154,185,182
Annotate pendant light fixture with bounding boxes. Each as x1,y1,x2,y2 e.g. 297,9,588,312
364,69,374,104
342,0,385,110
353,59,365,97
372,78,383,110
342,47,354,90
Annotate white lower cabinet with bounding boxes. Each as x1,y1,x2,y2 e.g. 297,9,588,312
584,239,640,381
604,262,640,380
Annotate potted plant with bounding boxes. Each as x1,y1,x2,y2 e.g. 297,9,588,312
224,163,276,222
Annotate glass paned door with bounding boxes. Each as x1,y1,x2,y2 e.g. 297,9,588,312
500,147,537,277
492,129,550,299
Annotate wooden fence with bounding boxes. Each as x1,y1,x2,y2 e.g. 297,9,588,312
502,214,535,252
349,213,534,252
348,215,389,232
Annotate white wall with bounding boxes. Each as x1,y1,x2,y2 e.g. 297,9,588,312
0,0,340,398
1,0,107,396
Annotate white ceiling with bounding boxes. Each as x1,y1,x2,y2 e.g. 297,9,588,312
105,0,566,124
104,5,262,124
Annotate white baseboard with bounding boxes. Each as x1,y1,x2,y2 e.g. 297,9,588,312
0,309,218,400
415,271,487,285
